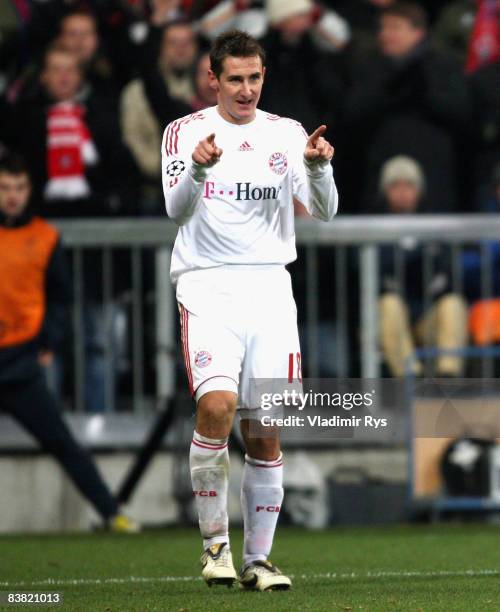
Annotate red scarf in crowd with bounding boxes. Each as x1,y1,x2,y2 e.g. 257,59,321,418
45,102,98,201
465,0,500,73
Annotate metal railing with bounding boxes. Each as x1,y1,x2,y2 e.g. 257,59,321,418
54,214,500,412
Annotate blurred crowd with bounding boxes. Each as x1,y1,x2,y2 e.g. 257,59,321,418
2,1,499,532
1,0,500,410
0,0,499,217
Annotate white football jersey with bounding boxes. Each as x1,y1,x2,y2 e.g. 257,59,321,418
161,106,338,283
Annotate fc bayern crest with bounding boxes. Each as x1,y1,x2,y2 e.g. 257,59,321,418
166,159,186,177
268,152,288,175
195,350,212,368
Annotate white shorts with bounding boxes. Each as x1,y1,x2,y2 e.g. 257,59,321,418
176,265,302,415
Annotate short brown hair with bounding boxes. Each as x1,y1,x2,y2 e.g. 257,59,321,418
209,30,265,78
381,2,428,30
0,154,30,177
60,9,97,31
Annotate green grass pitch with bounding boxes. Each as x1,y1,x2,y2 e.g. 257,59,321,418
1,525,499,611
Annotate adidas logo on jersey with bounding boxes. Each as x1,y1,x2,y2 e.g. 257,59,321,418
238,141,253,151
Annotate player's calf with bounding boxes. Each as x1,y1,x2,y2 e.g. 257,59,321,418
240,452,284,568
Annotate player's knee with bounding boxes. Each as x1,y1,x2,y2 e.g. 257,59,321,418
197,391,237,431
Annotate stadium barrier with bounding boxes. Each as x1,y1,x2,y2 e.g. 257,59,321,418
49,214,500,413
4,215,500,529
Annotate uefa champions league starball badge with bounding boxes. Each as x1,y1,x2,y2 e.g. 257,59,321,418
268,152,288,175
166,160,186,177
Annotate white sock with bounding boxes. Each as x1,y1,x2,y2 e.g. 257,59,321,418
241,453,284,567
189,431,230,551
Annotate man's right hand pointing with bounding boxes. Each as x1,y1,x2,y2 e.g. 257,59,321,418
192,133,223,167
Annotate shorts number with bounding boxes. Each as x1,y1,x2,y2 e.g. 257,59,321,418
288,352,302,383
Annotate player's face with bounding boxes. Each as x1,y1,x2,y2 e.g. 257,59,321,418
210,56,265,125
0,172,31,219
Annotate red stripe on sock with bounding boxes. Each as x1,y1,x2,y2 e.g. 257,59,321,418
192,439,228,451
246,459,283,468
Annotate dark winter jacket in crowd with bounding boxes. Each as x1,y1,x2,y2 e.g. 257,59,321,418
468,61,500,206
0,210,71,383
259,29,346,135
343,40,469,213
462,241,500,301
379,238,453,318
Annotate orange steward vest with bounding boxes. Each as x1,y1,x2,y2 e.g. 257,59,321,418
0,217,59,348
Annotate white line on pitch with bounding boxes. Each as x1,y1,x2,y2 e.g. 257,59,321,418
0,569,499,589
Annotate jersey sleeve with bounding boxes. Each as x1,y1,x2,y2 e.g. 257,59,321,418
289,122,339,221
161,118,208,226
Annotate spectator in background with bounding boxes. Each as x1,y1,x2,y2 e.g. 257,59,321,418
191,52,219,110
464,0,500,74
2,0,98,104
8,45,137,218
0,155,138,532
377,156,468,377
7,45,138,412
57,10,118,105
259,0,349,133
156,21,199,105
96,0,154,86
196,0,267,41
1,0,90,82
120,22,201,213
465,163,500,347
100,0,188,86
433,0,476,64
468,59,500,209
334,0,396,66
371,153,429,212
344,1,469,214
22,0,86,50
150,0,185,26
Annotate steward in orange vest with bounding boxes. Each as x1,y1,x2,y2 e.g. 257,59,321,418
0,158,70,383
0,156,140,532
